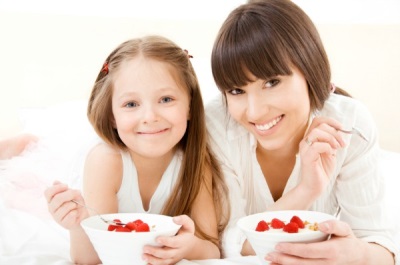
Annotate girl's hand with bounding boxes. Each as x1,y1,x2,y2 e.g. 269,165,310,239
142,215,196,265
44,180,89,230
298,117,346,196
265,219,368,265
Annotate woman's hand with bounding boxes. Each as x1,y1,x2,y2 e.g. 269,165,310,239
265,219,369,265
44,180,89,230
298,117,346,196
142,215,197,265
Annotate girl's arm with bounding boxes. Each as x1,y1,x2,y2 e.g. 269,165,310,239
185,166,220,259
70,143,122,264
142,166,221,263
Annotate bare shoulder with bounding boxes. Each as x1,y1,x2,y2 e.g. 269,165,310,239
83,143,123,194
86,142,121,163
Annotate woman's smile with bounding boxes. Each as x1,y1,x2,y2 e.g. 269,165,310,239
254,114,284,132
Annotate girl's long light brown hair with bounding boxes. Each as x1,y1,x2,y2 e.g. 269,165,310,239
87,35,228,250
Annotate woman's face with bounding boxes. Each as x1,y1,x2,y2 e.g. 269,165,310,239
111,56,190,159
225,67,310,152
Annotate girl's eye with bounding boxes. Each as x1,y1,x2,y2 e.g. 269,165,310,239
265,79,280,88
160,97,173,103
125,101,138,108
227,88,244,95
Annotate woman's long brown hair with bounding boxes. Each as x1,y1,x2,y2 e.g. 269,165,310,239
212,0,350,111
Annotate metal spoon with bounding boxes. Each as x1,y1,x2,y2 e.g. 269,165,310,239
338,127,369,142
72,199,125,225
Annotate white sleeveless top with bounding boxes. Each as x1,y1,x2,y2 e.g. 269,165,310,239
117,150,182,214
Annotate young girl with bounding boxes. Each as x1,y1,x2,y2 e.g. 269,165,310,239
207,0,398,264
44,35,228,264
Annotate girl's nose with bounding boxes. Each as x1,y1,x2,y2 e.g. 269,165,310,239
141,104,159,123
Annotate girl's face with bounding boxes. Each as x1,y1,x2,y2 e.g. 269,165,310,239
225,67,310,153
111,56,190,159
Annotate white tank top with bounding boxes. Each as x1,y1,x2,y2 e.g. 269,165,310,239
117,150,182,214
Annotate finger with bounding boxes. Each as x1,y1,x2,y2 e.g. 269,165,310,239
308,117,343,132
48,189,82,214
319,219,353,238
307,118,346,147
266,250,326,265
44,181,68,203
271,221,354,260
306,128,341,149
302,141,337,161
272,241,333,260
51,200,78,218
142,246,176,263
173,215,194,234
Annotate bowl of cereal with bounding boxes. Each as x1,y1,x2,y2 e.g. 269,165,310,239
237,210,336,265
81,213,181,265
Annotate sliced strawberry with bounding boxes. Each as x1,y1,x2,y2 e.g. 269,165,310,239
270,218,285,229
115,226,132,232
125,221,137,231
283,222,299,233
136,222,150,232
133,219,144,226
255,220,269,232
108,224,118,231
290,215,305,228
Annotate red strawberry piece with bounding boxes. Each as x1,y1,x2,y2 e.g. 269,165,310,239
108,224,118,231
290,215,305,228
255,220,269,232
115,226,132,232
283,222,299,233
270,218,285,229
136,222,150,232
133,219,144,226
125,221,137,231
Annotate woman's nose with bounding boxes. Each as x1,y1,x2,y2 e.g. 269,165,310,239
246,93,269,121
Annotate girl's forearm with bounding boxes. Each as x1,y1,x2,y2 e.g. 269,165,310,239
69,226,101,265
185,236,220,260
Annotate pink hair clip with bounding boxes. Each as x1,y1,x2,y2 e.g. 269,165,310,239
101,62,109,74
330,82,336,93
183,49,193,59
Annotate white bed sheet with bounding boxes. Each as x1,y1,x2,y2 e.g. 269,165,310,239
0,101,399,265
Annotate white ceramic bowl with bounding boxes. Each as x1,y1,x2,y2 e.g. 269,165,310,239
81,213,181,265
237,210,336,265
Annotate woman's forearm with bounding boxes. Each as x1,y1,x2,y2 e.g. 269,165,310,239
364,242,395,265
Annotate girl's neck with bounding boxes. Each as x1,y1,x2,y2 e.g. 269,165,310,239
129,148,176,178
129,148,177,211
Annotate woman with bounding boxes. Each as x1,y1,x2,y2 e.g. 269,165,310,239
206,0,398,264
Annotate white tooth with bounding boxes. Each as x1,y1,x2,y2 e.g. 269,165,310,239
255,115,282,131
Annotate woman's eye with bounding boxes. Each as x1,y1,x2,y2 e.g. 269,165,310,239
265,79,280,88
227,88,244,95
160,97,173,103
125,101,138,108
